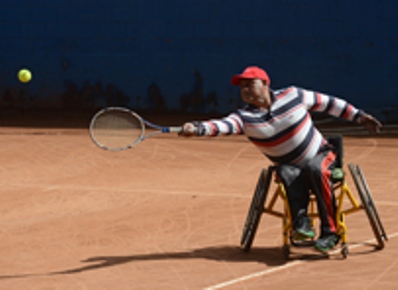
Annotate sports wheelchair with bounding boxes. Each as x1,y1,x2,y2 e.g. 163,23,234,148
240,135,388,259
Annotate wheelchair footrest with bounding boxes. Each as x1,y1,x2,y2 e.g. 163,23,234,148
290,239,316,247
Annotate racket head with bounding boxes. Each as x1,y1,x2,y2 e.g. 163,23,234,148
89,107,145,151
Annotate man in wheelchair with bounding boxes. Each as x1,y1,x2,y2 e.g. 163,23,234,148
179,66,382,252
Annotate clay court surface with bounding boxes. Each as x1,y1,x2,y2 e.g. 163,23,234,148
0,112,397,289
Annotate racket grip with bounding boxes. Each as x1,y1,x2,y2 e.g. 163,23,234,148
165,126,183,133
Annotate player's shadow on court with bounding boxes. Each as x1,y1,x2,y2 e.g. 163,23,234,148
0,244,379,279
49,245,328,276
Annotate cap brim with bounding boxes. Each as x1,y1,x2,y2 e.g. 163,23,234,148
230,75,242,86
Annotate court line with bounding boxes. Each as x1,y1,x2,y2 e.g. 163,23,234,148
204,232,398,290
5,184,398,202
2,183,257,200
10,184,398,204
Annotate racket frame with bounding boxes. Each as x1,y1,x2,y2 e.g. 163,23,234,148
89,107,182,151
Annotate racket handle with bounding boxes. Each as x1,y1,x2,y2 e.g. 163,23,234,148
164,126,183,133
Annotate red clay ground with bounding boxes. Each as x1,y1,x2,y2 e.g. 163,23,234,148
0,113,397,289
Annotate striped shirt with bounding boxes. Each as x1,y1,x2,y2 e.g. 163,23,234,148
196,86,363,168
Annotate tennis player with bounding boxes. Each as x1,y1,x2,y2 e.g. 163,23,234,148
179,66,382,252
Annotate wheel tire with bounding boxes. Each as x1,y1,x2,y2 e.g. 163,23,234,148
241,167,272,252
348,164,385,250
357,166,388,243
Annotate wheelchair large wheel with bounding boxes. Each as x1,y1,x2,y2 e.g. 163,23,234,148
348,164,386,249
357,166,388,242
240,167,272,252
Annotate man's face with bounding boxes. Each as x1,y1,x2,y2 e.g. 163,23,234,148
239,78,269,108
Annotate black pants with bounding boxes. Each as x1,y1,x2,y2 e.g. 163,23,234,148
276,147,337,236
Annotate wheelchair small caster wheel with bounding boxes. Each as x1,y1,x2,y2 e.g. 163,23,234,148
341,244,349,258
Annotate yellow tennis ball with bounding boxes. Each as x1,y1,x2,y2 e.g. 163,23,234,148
18,69,32,83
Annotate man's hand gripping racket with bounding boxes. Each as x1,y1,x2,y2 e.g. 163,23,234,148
89,107,195,151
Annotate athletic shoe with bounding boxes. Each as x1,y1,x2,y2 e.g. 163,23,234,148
293,215,315,241
314,233,340,252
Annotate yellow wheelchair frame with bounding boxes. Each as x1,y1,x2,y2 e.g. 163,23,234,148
240,137,388,259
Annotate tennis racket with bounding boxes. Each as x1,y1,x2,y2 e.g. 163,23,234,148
89,107,183,151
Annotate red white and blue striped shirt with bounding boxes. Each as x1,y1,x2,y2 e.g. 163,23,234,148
196,86,363,168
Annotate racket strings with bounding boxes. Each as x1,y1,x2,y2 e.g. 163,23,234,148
91,110,144,150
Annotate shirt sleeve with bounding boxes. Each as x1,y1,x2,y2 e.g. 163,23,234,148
300,87,365,122
195,112,244,136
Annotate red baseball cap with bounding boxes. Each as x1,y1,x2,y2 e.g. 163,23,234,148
230,66,271,86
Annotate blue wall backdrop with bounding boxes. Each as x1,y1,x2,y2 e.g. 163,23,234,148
1,0,397,121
